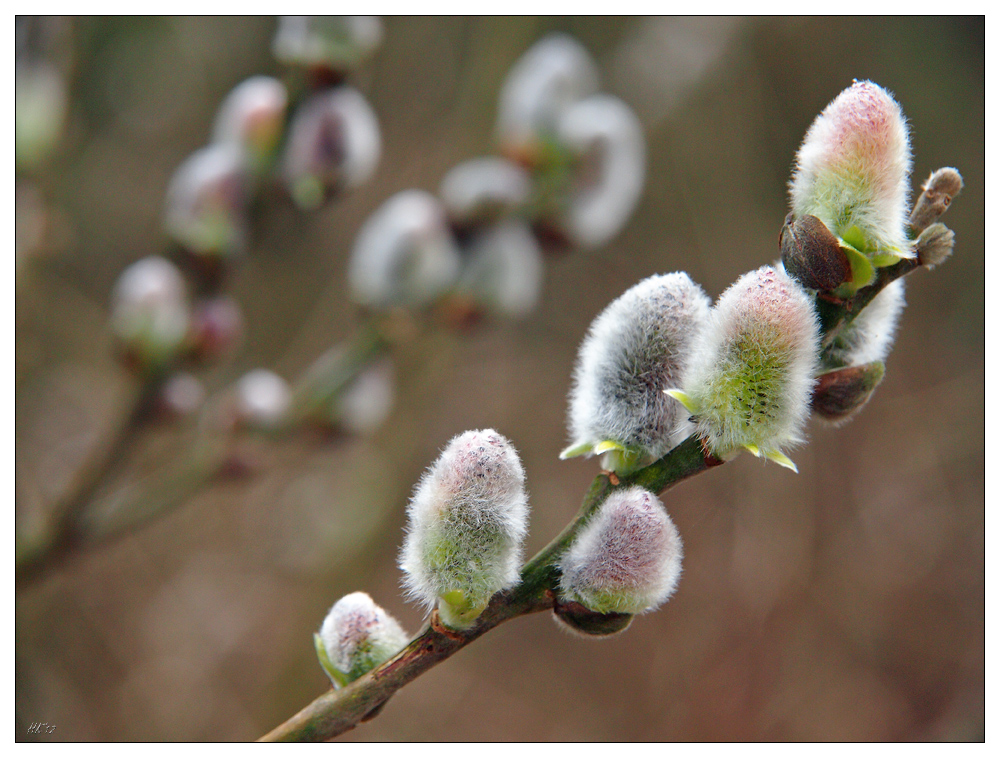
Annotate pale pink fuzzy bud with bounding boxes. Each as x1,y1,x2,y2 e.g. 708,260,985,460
559,487,683,615
439,157,531,228
789,80,912,261
496,33,600,158
675,266,819,470
348,190,462,310
554,94,646,248
273,16,383,75
399,429,529,629
823,279,905,370
456,220,544,319
563,273,712,474
164,143,248,258
316,592,409,686
281,86,381,210
111,256,190,371
234,369,290,429
211,76,288,173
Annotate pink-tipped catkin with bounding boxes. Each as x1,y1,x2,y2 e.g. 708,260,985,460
679,266,819,463
317,592,408,685
211,76,287,171
559,487,683,615
399,429,529,629
790,80,911,259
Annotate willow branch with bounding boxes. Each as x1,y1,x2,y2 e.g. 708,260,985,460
259,435,717,742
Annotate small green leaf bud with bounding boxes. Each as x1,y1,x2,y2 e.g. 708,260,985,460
110,256,191,373
789,80,912,266
552,94,646,248
211,76,288,176
281,87,381,210
315,592,409,687
671,266,819,470
822,279,905,370
273,16,383,80
455,220,544,319
439,157,531,230
563,273,711,475
233,369,290,430
399,429,529,630
496,33,600,162
779,213,851,291
164,144,248,259
914,222,955,269
908,167,963,234
811,361,885,424
348,190,462,311
558,487,683,615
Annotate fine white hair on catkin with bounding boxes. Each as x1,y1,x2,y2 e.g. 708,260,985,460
789,80,912,258
568,272,712,460
681,265,819,458
318,592,409,683
824,278,906,368
559,487,683,615
399,429,529,613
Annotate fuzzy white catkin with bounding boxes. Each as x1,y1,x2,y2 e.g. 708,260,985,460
164,143,247,257
211,76,287,160
348,190,461,310
824,278,906,369
789,80,912,259
281,86,380,206
334,357,395,435
456,220,544,319
399,429,529,629
318,592,409,684
567,272,712,470
272,16,383,71
111,256,190,364
680,266,819,463
438,157,531,226
555,94,647,248
495,33,600,153
235,369,290,429
559,487,683,615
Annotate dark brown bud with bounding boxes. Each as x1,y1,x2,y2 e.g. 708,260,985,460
552,598,633,638
780,213,851,291
909,167,963,233
811,361,885,423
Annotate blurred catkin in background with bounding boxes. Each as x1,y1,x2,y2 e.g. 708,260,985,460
16,16,983,741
